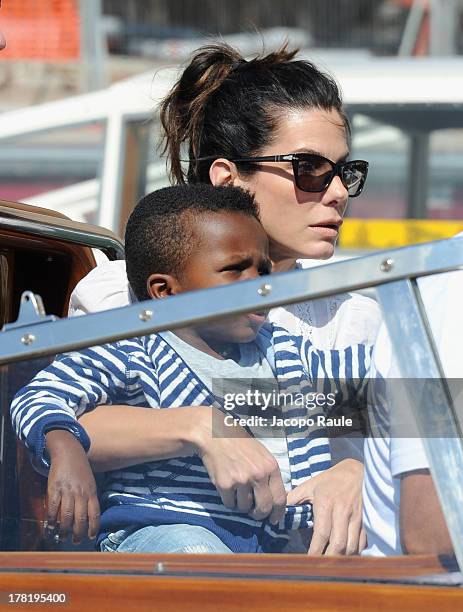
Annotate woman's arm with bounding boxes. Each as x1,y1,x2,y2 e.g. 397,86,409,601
287,458,365,555
80,404,287,525
79,405,206,471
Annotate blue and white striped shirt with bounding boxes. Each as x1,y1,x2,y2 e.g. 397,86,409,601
11,323,371,553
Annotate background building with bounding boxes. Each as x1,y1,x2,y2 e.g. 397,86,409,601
0,0,462,246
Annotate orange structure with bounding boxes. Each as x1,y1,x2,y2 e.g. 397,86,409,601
394,0,430,55
0,0,80,61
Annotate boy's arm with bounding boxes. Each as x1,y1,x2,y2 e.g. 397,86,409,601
45,430,100,543
10,343,130,475
10,343,130,543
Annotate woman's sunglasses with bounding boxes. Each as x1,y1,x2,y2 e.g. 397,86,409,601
193,153,369,197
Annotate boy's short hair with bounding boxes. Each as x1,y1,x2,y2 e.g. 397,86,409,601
125,184,260,300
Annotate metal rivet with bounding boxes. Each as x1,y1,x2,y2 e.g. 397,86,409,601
139,309,153,322
156,562,165,573
258,283,272,296
380,258,394,272
21,333,36,345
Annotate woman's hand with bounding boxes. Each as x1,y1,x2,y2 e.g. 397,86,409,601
193,407,287,524
286,458,365,555
79,404,286,524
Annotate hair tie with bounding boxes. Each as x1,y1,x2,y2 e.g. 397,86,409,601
231,58,246,71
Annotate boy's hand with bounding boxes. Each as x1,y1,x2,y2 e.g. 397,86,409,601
45,430,100,544
192,407,286,525
287,458,365,555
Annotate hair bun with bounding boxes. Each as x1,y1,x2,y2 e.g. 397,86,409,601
159,43,246,183
181,43,245,97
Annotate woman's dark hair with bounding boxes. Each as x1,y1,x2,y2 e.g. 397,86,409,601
159,43,349,185
125,183,260,301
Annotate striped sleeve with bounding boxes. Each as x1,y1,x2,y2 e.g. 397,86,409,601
301,338,373,403
10,342,131,476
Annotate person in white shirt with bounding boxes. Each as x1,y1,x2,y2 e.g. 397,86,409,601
69,42,381,555
363,234,463,556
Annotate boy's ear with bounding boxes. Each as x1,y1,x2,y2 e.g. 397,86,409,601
209,158,239,186
146,273,181,299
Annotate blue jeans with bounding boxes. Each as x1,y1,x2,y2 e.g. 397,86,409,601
100,524,233,554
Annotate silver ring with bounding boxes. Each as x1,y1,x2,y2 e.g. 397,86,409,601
53,534,61,544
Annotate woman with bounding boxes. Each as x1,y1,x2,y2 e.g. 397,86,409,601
71,43,381,555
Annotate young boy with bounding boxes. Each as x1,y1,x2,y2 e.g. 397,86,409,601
11,184,370,553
